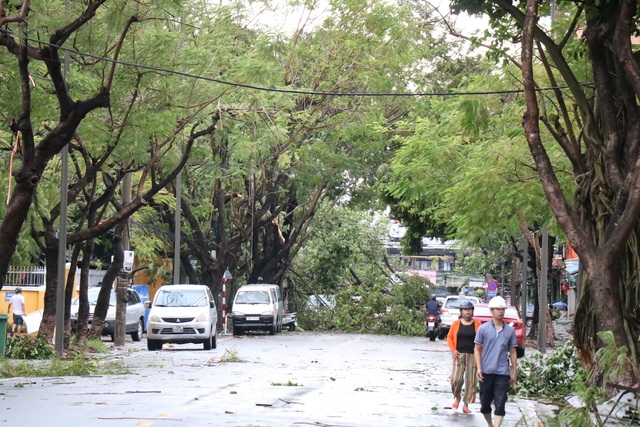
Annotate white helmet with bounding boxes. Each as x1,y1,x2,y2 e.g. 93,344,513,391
488,296,507,309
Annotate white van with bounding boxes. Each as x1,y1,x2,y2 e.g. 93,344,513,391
231,284,283,335
146,284,217,351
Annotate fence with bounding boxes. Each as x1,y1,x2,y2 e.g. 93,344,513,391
5,265,108,289
4,266,46,287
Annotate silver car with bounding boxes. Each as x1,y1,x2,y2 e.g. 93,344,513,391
70,287,146,341
439,295,483,337
146,284,217,351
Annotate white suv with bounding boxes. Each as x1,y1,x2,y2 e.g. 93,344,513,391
440,295,483,337
146,284,217,351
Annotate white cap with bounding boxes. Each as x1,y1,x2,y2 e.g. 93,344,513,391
488,296,507,309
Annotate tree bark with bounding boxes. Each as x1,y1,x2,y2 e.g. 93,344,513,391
88,234,124,339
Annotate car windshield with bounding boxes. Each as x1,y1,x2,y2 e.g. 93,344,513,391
72,289,115,306
235,290,270,304
432,287,448,297
154,289,208,307
474,306,521,320
445,299,471,309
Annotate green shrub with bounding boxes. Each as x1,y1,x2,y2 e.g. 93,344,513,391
0,353,128,378
296,275,430,336
5,335,54,360
297,306,335,331
517,340,586,399
543,331,639,426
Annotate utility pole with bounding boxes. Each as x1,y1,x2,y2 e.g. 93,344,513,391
510,252,517,307
115,174,132,346
55,0,71,356
538,229,549,353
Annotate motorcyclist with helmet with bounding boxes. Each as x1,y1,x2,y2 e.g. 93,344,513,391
425,296,442,340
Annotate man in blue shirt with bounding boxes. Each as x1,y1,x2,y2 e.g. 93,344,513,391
425,296,440,317
474,296,517,427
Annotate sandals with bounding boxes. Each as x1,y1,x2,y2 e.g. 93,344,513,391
453,398,472,413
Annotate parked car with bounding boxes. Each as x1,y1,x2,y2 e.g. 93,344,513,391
526,303,534,327
146,284,217,351
439,295,483,337
70,287,145,342
473,303,526,357
431,286,449,304
231,284,283,335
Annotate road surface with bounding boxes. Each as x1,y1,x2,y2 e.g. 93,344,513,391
0,332,551,426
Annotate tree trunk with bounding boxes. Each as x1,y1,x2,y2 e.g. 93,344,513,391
38,233,59,343
74,240,94,342
88,234,124,339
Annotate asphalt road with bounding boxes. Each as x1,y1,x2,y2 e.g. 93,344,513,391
0,331,552,427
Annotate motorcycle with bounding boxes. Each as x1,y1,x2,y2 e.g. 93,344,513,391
425,314,441,341
282,312,297,331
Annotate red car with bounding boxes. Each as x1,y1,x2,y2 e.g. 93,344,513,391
473,303,526,358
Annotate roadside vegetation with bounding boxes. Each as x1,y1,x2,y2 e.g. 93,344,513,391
1,335,127,378
294,275,431,337
288,207,431,336
517,332,639,426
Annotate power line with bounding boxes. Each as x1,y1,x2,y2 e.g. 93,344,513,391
6,30,594,98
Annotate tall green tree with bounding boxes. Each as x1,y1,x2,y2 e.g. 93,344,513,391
290,206,391,295
142,0,455,298
382,61,564,246
446,0,640,386
0,0,223,343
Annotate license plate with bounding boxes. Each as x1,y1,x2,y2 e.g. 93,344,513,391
427,322,434,328
247,316,259,321
172,325,183,333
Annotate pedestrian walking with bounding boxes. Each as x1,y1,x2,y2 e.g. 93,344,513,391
474,296,518,427
8,287,26,337
447,299,482,413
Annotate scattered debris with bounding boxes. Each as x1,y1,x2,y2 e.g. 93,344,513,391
279,398,303,405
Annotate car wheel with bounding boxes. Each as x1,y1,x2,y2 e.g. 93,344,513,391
203,335,212,350
110,334,115,342
212,330,217,349
269,322,276,335
233,326,243,336
131,319,143,342
147,338,161,351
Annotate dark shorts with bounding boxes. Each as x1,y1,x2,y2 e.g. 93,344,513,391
479,374,510,416
13,314,25,326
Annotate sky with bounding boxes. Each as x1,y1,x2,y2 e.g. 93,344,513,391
235,0,489,41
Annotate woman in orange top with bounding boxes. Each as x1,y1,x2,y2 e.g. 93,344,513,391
447,300,482,413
